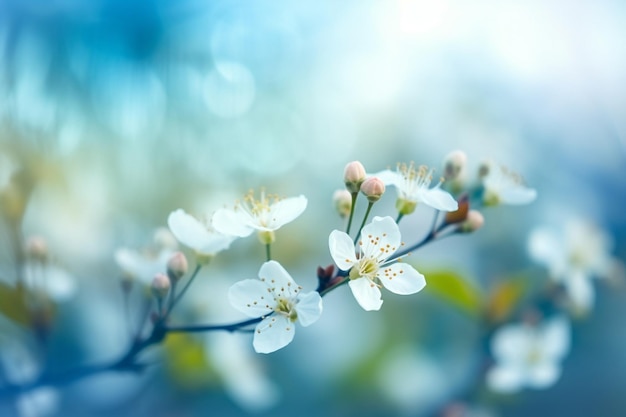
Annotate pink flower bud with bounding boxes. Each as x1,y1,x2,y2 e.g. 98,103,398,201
151,273,171,299
344,161,366,193
25,236,48,262
459,210,484,233
360,177,385,202
167,251,188,283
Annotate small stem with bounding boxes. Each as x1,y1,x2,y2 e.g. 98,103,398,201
430,210,440,233
354,202,374,244
265,243,271,262
168,264,202,315
134,296,153,340
396,212,404,224
166,317,263,333
319,270,350,297
122,287,132,338
166,281,178,315
346,192,358,234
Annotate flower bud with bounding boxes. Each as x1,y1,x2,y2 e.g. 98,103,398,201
343,161,366,193
166,251,188,283
459,210,484,233
151,273,171,299
333,189,352,218
25,236,48,262
360,177,385,203
443,150,467,181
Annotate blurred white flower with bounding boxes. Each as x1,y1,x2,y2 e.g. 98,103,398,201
22,263,76,303
167,209,235,258
487,316,570,393
212,191,307,243
22,236,76,302
481,163,537,206
377,346,448,414
115,227,178,285
206,333,280,411
528,218,619,312
228,260,322,353
375,162,458,214
328,216,426,311
0,341,59,417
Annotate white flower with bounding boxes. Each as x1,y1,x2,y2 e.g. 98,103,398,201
212,191,307,242
167,209,235,257
375,162,458,214
482,164,537,206
115,227,177,285
487,316,570,393
328,216,426,311
528,219,617,312
228,261,323,354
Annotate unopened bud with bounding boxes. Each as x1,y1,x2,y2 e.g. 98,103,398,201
360,177,385,203
151,273,171,299
443,150,467,181
333,189,352,218
344,161,366,193
459,210,484,233
25,236,48,262
167,251,188,283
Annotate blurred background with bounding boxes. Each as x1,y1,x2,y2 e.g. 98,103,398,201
0,0,625,416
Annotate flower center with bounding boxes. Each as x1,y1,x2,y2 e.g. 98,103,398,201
240,189,280,226
350,257,380,280
275,297,298,322
397,162,435,199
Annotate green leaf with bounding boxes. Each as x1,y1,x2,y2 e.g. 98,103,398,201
423,270,483,317
0,281,30,326
486,276,528,323
164,333,215,389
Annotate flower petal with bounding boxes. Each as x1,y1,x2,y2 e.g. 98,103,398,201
349,278,383,311
486,364,525,393
258,260,298,299
358,216,401,261
228,279,274,318
295,291,323,327
419,187,458,212
526,361,561,389
44,265,77,302
168,209,235,254
491,324,533,362
329,230,357,271
372,170,402,187
565,271,594,312
253,315,295,354
267,195,307,230
378,263,426,295
542,316,571,360
212,208,255,237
